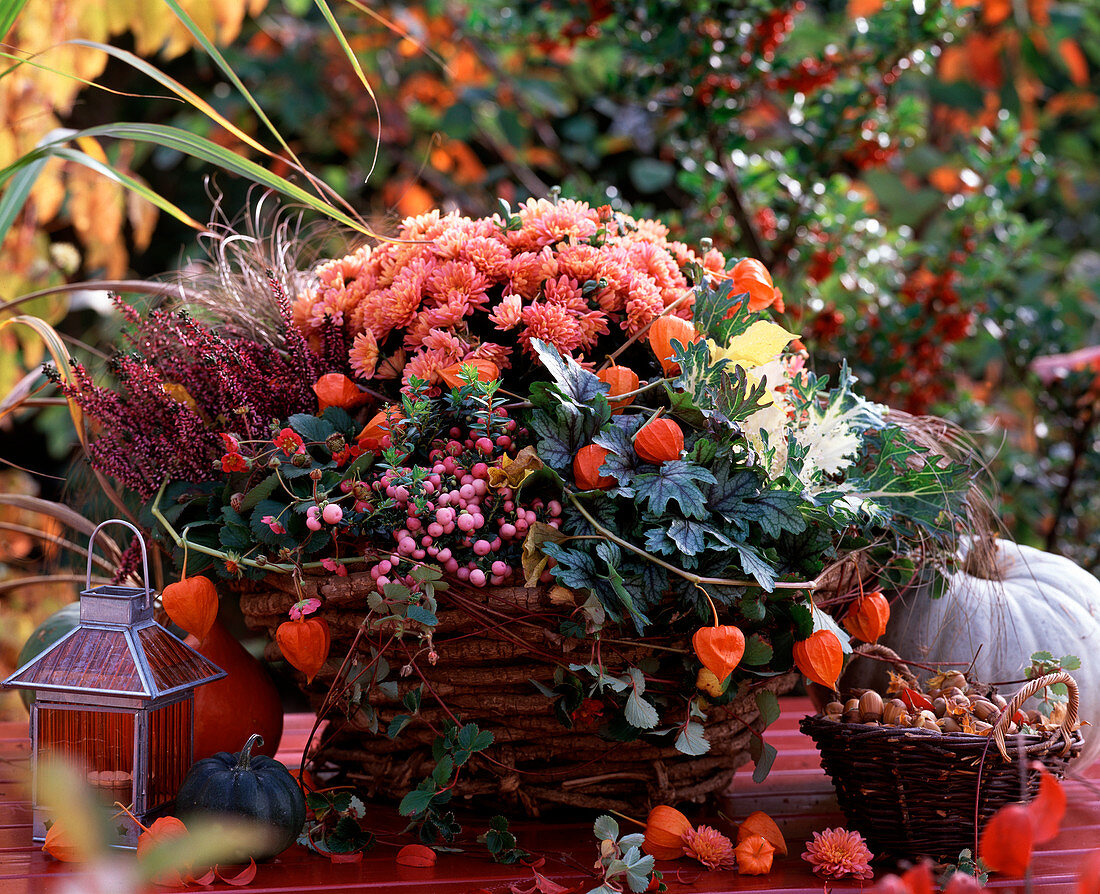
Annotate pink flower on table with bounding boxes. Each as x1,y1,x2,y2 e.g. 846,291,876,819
681,825,737,871
261,515,287,535
288,597,322,620
274,427,304,456
801,827,874,880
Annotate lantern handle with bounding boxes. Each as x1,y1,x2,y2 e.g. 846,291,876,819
86,519,153,608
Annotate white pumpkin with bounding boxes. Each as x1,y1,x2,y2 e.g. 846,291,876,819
854,538,1100,768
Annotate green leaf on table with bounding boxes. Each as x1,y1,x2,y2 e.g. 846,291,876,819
593,815,619,842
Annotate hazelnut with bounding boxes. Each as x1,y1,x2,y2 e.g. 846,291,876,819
917,710,939,731
971,699,998,721
938,716,961,733
932,697,948,718
843,698,862,723
971,720,993,734
883,699,907,726
991,694,1008,709
944,672,968,691
825,701,845,716
859,691,884,723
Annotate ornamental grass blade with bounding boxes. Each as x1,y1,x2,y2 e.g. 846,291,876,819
0,0,30,41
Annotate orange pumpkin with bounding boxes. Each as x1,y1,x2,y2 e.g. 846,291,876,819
438,358,500,389
736,811,787,856
792,630,844,690
185,618,284,759
648,315,699,376
276,616,331,684
643,805,693,860
692,625,746,682
842,590,890,644
161,575,218,643
734,834,775,875
597,366,640,415
574,444,615,490
312,373,367,411
728,258,776,313
634,417,684,464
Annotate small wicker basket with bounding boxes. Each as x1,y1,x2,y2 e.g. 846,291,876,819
800,648,1082,862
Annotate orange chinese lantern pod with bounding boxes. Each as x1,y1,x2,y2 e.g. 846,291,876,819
1028,763,1067,845
438,358,500,389
737,810,787,857
41,818,87,863
276,616,331,684
842,591,890,644
692,625,745,683
643,805,693,860
357,406,402,449
574,444,615,491
734,834,775,875
135,816,189,863
729,258,776,313
648,315,699,376
395,843,437,867
979,802,1034,877
792,630,844,690
312,373,367,412
634,417,684,464
161,575,218,643
597,365,640,415
1076,850,1100,894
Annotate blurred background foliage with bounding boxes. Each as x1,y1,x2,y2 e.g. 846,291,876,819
3,0,1100,713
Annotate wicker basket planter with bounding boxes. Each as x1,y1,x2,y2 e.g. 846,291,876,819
800,667,1082,862
239,570,798,815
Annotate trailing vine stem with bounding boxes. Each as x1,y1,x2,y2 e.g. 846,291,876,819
564,491,819,592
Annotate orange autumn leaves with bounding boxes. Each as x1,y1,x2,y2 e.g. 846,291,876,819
643,806,786,876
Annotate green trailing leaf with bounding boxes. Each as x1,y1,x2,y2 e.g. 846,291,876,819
674,721,711,756
750,737,778,783
632,460,717,518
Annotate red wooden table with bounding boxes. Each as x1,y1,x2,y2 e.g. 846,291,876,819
2,698,1097,893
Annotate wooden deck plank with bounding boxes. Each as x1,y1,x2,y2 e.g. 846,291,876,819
0,698,1097,893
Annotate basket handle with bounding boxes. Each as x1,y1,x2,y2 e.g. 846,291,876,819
992,671,1079,761
85,519,152,609
851,643,921,690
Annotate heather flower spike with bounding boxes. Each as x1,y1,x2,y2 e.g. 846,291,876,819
289,598,321,620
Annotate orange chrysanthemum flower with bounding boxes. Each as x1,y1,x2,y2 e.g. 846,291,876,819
801,827,874,880
682,825,737,871
348,331,379,380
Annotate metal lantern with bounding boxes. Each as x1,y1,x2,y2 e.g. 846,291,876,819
1,520,225,846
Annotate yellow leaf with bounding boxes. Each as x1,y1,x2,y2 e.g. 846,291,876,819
709,321,799,369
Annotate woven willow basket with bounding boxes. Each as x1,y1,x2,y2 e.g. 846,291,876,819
239,570,798,815
800,649,1082,862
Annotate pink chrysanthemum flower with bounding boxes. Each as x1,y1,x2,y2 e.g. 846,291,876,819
681,825,736,871
488,294,523,331
801,827,874,880
541,274,586,312
462,235,512,278
519,302,585,355
467,341,513,371
555,242,604,283
508,198,599,251
624,276,666,335
509,247,559,299
349,331,379,380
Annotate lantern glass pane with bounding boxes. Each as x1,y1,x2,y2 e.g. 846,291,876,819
146,699,193,810
38,707,135,806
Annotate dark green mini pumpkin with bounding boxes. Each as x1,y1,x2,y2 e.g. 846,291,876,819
175,733,305,860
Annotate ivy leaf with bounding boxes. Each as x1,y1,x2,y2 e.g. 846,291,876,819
531,338,608,406
674,721,711,756
530,403,608,471
732,541,776,591
667,517,706,555
743,490,807,538
632,460,716,519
